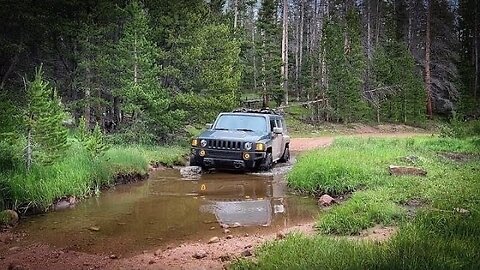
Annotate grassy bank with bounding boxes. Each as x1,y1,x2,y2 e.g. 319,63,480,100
0,142,187,213
232,135,480,269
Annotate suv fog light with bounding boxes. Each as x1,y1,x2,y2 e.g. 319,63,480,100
243,153,250,160
199,150,206,157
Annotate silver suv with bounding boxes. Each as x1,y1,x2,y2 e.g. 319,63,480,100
190,109,290,171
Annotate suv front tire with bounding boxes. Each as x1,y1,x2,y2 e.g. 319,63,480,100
279,145,290,163
259,152,273,171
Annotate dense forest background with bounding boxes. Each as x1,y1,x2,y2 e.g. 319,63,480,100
0,0,479,146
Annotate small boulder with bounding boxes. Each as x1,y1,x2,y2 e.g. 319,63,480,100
231,222,242,228
1,210,19,226
154,249,163,256
276,232,286,240
223,229,230,234
88,226,100,232
180,166,202,177
317,194,335,207
454,208,470,215
148,259,156,265
207,236,219,244
68,196,77,205
219,254,231,262
193,250,207,259
226,235,233,239
109,254,118,259
220,224,229,229
241,249,253,257
9,246,20,252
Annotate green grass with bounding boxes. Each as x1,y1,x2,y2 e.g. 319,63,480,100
0,142,187,212
232,136,480,269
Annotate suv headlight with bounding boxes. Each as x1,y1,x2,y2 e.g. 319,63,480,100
200,139,207,147
191,139,198,146
244,142,253,150
255,143,266,151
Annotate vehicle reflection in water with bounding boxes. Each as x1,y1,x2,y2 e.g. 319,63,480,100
198,177,285,227
15,169,319,257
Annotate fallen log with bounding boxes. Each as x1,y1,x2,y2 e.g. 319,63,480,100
388,165,427,176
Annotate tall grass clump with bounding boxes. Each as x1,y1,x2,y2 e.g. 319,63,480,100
0,141,187,212
316,188,406,235
287,137,411,195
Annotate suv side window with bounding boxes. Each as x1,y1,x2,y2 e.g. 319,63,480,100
270,118,277,132
275,119,282,128
281,119,287,132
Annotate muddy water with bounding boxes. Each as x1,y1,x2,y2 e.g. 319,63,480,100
16,169,319,257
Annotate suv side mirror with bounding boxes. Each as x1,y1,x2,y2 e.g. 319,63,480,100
273,127,283,134
206,123,213,129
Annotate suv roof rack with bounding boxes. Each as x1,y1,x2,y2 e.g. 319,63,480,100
232,107,280,115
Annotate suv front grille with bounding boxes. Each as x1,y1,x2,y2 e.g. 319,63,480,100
207,140,242,150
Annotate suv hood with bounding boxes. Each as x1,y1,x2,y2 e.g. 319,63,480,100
199,130,268,142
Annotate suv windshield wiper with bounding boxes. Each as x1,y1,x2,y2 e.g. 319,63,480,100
214,127,229,130
236,128,255,132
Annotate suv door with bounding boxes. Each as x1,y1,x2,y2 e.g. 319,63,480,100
270,117,284,161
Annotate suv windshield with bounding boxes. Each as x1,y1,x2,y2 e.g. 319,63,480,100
214,114,267,133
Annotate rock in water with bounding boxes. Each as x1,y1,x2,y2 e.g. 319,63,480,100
1,210,19,226
207,236,220,244
388,165,427,176
231,222,242,228
317,194,335,207
180,166,202,177
89,226,100,232
193,250,207,259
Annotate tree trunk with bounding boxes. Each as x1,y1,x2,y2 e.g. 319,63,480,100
281,0,289,105
252,27,258,92
475,1,479,102
85,63,92,128
234,0,238,29
134,34,138,85
0,52,19,90
367,0,372,60
375,0,380,46
299,0,304,100
26,128,32,171
407,0,412,49
295,7,300,101
425,0,433,118
261,30,268,107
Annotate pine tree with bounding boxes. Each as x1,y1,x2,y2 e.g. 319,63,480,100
324,7,368,123
257,0,282,107
371,42,425,124
115,0,183,141
174,22,241,122
25,67,69,169
458,0,480,116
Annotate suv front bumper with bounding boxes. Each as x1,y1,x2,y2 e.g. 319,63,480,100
189,148,266,170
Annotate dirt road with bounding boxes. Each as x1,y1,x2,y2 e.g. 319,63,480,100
0,133,427,270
